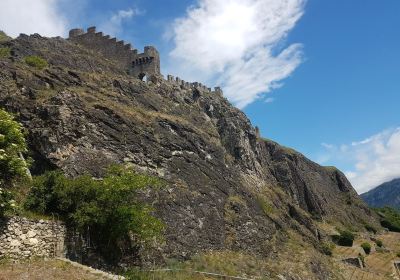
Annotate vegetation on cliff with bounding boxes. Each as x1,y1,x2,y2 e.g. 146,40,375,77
0,31,11,42
0,107,163,263
0,109,29,184
25,165,164,252
375,207,400,232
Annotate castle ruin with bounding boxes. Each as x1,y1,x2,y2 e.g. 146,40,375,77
68,26,223,95
69,26,160,80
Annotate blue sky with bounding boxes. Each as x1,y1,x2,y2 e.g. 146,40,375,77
1,0,400,193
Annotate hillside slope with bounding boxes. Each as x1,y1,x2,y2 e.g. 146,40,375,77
0,33,380,278
361,178,400,209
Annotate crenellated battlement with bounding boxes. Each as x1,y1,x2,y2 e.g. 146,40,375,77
166,74,223,96
68,26,160,79
68,27,222,95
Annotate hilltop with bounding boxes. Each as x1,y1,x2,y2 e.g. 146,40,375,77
0,30,387,279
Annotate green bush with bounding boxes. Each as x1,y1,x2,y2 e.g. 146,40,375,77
0,47,10,58
25,165,164,261
24,55,48,69
321,241,335,256
375,239,383,247
361,242,371,254
0,109,29,184
364,224,377,234
375,207,400,232
397,252,400,258
333,230,355,247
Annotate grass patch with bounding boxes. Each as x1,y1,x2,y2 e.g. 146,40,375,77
24,55,48,69
321,241,335,256
364,223,378,234
0,47,11,58
257,195,274,215
125,251,271,280
0,31,11,42
224,195,246,221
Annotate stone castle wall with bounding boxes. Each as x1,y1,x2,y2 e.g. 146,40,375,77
69,26,222,96
0,216,65,259
69,27,160,79
166,74,223,96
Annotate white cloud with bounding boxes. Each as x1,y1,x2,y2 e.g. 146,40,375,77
321,142,334,149
264,97,275,103
99,8,142,37
0,0,68,38
320,128,400,194
168,0,305,108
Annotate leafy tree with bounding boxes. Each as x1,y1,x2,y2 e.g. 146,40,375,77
25,165,164,261
0,109,29,184
0,187,16,217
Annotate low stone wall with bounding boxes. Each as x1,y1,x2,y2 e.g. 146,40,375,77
0,216,66,259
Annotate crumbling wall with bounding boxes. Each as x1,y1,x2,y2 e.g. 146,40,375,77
69,27,160,79
166,74,223,95
68,27,223,94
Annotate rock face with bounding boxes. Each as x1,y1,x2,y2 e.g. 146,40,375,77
361,178,400,209
0,217,65,259
0,34,379,264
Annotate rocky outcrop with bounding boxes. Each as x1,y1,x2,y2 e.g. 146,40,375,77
0,217,65,259
0,34,380,266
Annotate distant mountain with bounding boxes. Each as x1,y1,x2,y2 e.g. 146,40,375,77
361,178,400,208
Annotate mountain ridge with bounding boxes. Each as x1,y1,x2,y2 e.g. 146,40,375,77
361,178,400,209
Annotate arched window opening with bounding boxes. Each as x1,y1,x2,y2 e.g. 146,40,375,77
138,73,147,81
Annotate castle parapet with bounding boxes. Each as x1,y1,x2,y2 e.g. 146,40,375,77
87,26,96,33
68,26,161,79
165,74,220,94
69,28,84,38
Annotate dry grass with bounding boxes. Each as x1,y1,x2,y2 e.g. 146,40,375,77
334,232,400,279
0,258,100,280
127,236,344,280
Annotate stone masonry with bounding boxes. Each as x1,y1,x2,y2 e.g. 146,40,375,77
68,26,224,95
0,216,65,259
69,26,160,80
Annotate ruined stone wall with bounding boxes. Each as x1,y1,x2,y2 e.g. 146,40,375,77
166,74,223,96
69,27,160,79
0,217,65,259
68,27,221,93
69,27,135,70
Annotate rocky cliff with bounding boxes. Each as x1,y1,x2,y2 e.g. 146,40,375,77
0,34,379,272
